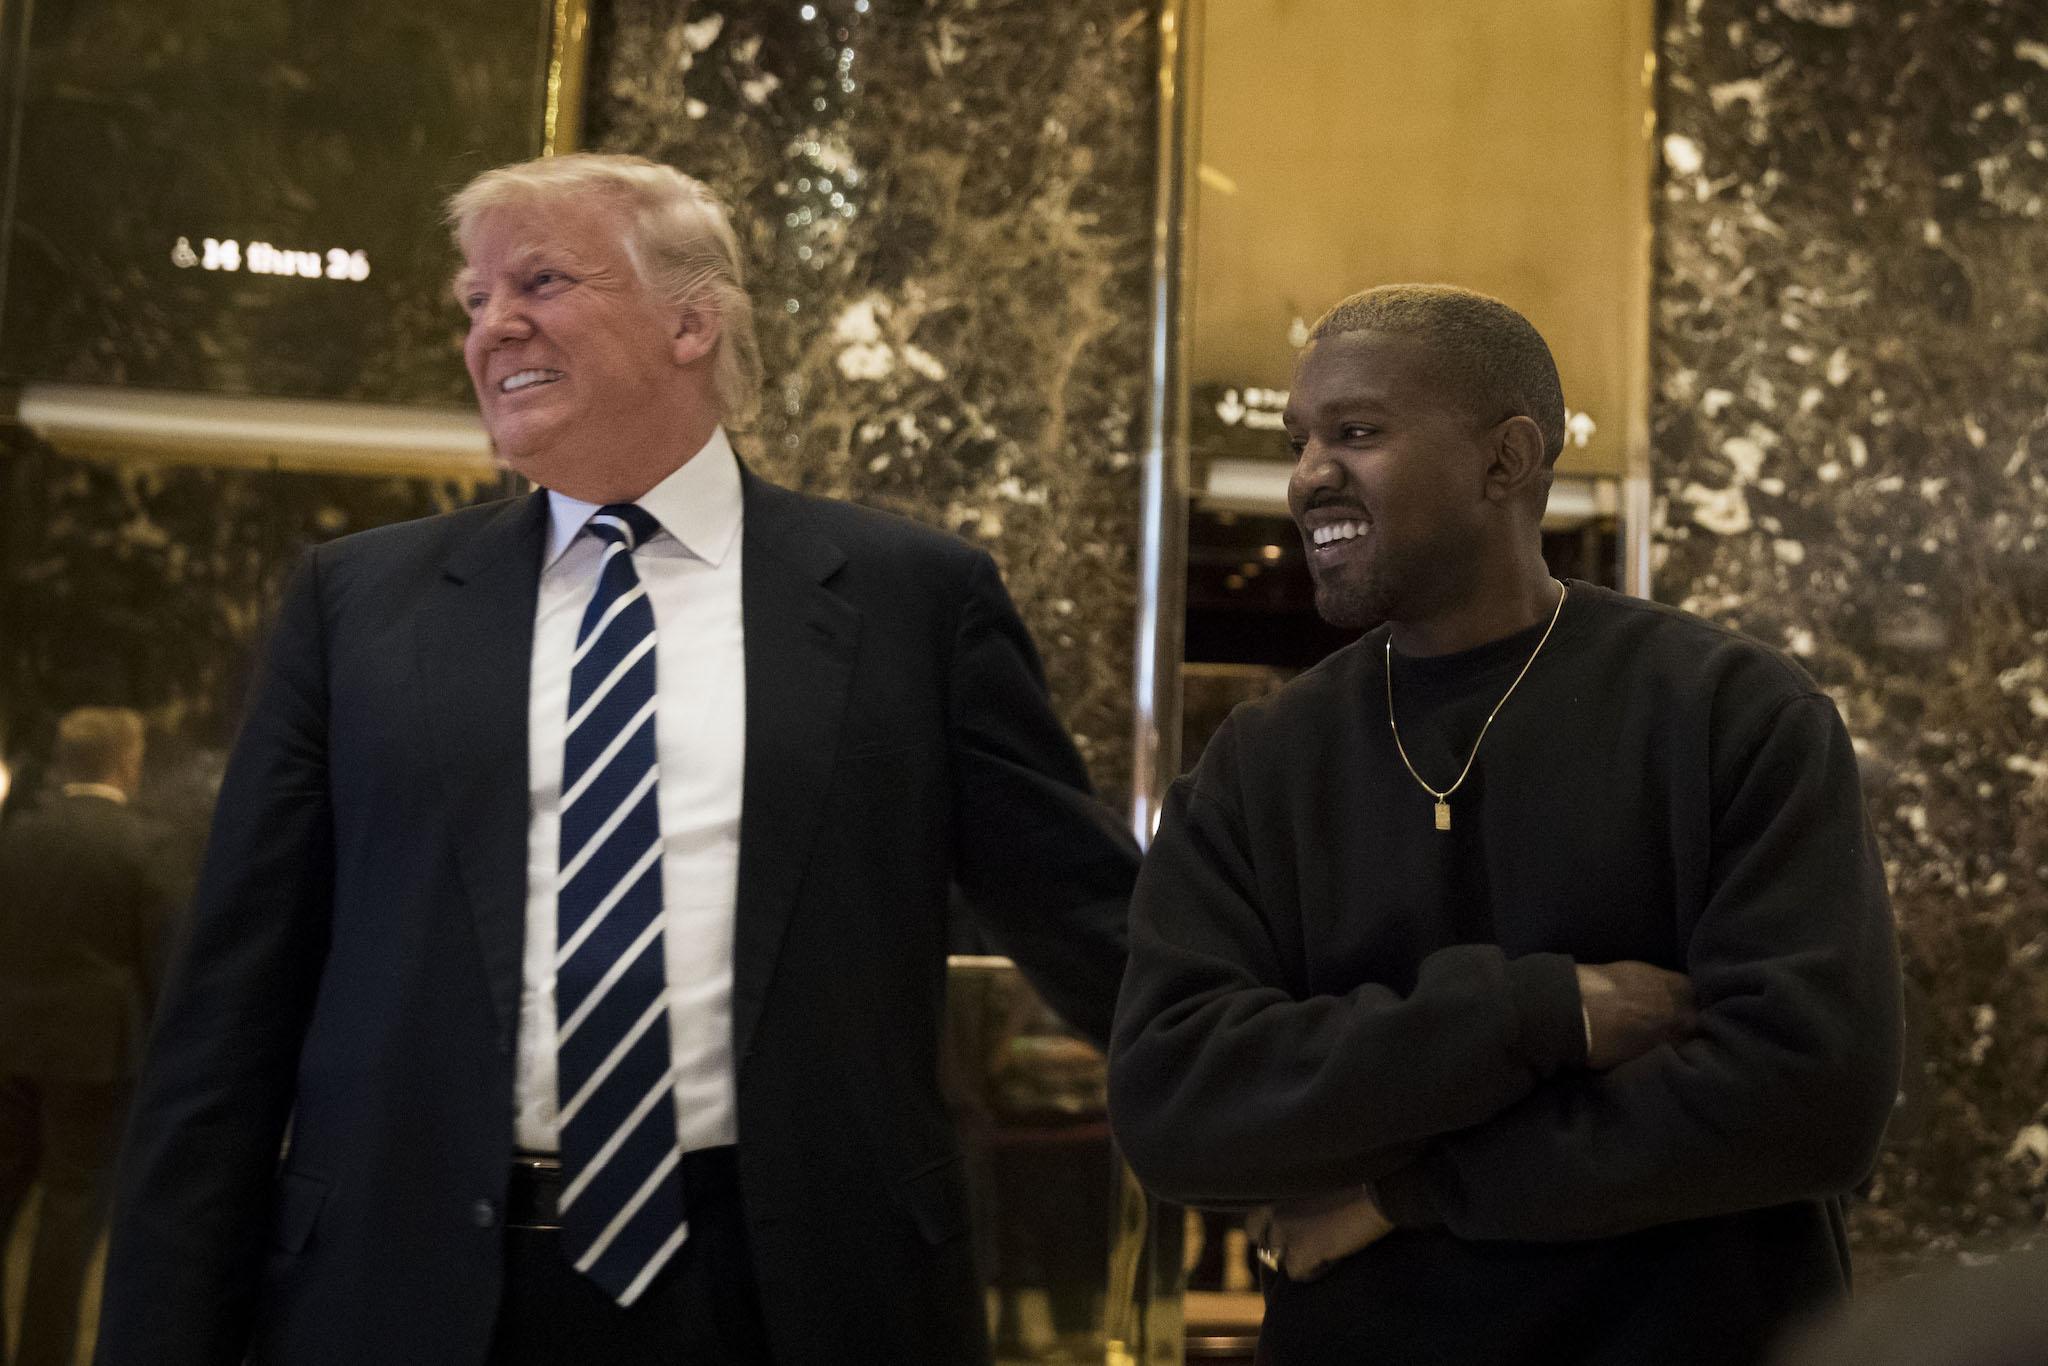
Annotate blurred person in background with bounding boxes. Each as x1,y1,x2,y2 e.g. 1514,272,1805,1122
0,707,176,1366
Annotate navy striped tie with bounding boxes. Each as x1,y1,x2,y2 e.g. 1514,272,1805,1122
554,503,686,1305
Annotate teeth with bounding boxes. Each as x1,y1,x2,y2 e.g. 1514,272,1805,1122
500,369,562,393
1311,520,1368,546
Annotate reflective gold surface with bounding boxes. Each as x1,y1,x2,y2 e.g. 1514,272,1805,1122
0,0,559,405
1109,0,1199,1360
946,958,1117,1365
1189,0,1654,479
543,0,591,156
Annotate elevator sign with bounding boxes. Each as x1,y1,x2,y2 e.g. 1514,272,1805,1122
172,236,372,282
1214,386,1288,431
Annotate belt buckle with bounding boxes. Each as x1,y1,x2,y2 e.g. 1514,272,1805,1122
508,1155,564,1231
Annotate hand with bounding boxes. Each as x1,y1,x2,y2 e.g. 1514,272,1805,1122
1245,1187,1393,1282
1577,960,1698,1070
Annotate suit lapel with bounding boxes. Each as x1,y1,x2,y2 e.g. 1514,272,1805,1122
732,472,859,1069
416,490,549,1043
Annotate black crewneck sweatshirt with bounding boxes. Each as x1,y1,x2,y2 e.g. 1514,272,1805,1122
1109,582,1902,1365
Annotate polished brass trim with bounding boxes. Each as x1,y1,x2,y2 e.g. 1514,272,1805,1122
0,0,37,352
17,384,497,480
944,954,1017,972
1128,0,1199,852
1622,1,1657,597
542,0,592,156
1110,4,1199,1361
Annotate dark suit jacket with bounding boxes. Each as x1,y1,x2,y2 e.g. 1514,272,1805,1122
96,471,1136,1366
0,791,175,1084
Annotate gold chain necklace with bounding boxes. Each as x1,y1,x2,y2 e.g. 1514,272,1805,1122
1385,580,1568,832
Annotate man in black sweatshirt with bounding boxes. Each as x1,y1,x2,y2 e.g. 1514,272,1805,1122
1108,285,1902,1365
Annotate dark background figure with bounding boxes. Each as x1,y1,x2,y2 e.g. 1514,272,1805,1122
0,708,176,1366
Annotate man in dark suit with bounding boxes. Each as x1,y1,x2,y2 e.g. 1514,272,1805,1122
94,153,1136,1366
0,707,175,1366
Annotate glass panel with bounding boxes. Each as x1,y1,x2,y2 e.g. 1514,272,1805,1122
0,0,557,404
945,957,1118,1365
0,433,501,1364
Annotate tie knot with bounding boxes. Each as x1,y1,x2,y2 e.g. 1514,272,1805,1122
588,504,662,552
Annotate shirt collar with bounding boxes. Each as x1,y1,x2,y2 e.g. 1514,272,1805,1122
61,782,128,804
542,426,744,569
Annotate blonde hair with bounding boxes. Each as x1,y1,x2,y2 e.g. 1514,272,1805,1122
53,707,144,784
447,153,763,426
1312,284,1566,464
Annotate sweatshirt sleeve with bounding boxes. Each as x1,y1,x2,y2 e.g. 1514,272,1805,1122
1107,721,1588,1209
1372,693,1902,1240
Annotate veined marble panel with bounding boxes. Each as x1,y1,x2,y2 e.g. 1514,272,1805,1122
584,0,1158,804
1653,0,2048,1276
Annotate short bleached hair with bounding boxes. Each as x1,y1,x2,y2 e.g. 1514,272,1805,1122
1311,284,1566,465
447,153,763,426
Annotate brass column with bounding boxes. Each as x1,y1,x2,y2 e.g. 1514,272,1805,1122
1109,0,1200,1361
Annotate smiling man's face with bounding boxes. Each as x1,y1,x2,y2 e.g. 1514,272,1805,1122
457,198,685,492
1282,329,1500,632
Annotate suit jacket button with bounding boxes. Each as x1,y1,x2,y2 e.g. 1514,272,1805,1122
472,1199,498,1229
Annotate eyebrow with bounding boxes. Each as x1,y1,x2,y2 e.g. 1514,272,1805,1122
449,244,583,305
1283,393,1396,424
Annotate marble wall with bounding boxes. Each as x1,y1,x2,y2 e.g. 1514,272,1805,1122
584,0,1159,803
1652,0,2048,1275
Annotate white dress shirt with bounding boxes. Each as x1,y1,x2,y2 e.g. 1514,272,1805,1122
516,428,745,1155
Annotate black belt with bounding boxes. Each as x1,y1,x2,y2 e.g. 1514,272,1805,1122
507,1146,740,1232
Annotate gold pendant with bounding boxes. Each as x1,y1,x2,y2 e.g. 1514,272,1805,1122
1434,800,1451,831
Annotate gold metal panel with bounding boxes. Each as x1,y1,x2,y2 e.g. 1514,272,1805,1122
1189,0,1655,479
544,0,592,156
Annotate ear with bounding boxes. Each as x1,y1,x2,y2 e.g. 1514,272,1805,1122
670,304,721,368
1482,415,1549,505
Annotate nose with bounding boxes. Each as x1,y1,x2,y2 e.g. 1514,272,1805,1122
469,293,532,350
1287,436,1344,510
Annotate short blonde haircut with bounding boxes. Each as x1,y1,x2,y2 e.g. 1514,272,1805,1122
1311,284,1566,464
53,707,144,784
447,153,764,426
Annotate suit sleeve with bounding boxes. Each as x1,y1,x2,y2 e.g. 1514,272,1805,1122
98,551,337,1366
945,549,1136,1050
1107,723,1588,1210
1372,694,1903,1240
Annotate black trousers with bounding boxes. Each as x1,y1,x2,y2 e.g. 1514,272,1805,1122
486,1149,772,1366
0,1073,129,1366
